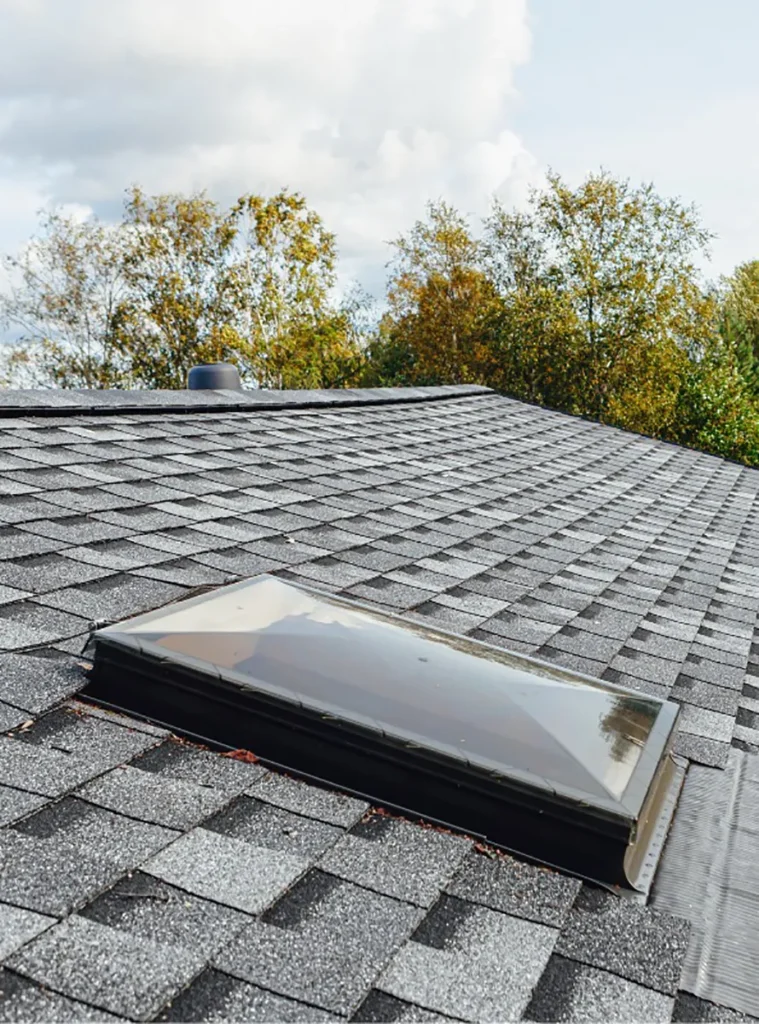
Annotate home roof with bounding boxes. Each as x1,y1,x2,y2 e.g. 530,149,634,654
0,384,758,1023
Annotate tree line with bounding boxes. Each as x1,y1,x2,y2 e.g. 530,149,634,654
2,172,759,466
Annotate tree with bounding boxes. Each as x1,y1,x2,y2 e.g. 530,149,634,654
381,201,499,385
669,341,759,466
482,171,716,436
718,260,759,395
111,187,247,389
1,187,366,390
230,191,362,389
0,211,130,388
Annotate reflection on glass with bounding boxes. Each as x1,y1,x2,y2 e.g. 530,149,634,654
113,575,662,802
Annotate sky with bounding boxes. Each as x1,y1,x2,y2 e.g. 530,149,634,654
0,0,757,297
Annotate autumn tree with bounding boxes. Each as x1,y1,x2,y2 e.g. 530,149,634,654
1,187,365,390
230,192,362,388
377,201,499,385
0,211,130,388
483,171,716,436
111,187,246,388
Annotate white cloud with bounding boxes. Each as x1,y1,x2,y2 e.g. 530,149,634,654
0,0,537,294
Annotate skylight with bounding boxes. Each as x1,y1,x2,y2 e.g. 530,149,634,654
86,574,683,891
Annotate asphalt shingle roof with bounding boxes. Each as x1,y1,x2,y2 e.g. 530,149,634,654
1,384,758,1022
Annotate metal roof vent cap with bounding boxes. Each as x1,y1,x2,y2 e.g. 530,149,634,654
187,362,242,390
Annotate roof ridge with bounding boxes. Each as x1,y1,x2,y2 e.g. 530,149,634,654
0,384,492,418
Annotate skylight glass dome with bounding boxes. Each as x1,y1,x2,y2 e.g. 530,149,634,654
86,574,683,891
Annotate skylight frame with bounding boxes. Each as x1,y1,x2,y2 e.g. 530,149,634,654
85,573,682,890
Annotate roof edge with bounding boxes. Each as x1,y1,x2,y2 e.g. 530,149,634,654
0,383,493,418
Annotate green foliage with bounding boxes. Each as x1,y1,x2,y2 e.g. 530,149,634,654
669,344,759,465
482,170,715,436
381,201,499,385
0,211,130,388
717,260,759,396
4,170,759,468
1,188,365,391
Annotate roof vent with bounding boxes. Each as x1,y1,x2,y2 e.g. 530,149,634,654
187,363,242,390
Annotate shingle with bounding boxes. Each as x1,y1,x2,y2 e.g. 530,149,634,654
142,827,308,914
671,992,759,1023
407,601,486,635
608,647,682,688
203,795,343,860
159,968,338,1023
0,968,123,1023
1,800,176,916
673,732,731,768
19,515,131,545
677,703,735,743
0,700,29,731
0,737,110,797
76,764,233,830
0,785,47,827
353,990,458,1022
523,954,675,1023
0,903,54,961
249,772,368,827
130,738,266,792
16,705,159,771
445,849,581,927
0,602,88,650
345,577,439,609
320,816,471,908
671,676,741,716
6,915,204,1022
554,886,690,995
0,553,114,594
78,872,250,956
214,871,423,1016
377,894,557,1022
35,573,187,623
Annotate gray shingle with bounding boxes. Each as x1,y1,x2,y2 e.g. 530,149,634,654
677,703,734,744
203,795,343,861
142,827,308,913
76,765,233,830
353,990,458,1022
377,894,557,1022
445,849,581,928
555,886,690,995
0,799,176,917
320,816,470,908
673,732,731,768
0,903,54,961
6,915,204,1022
0,737,108,797
159,968,338,1023
35,574,188,623
0,700,29,731
671,992,759,1023
214,871,423,1016
0,968,123,1022
130,738,266,793
0,603,88,651
79,872,251,956
0,785,47,827
249,772,368,827
523,954,675,1023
